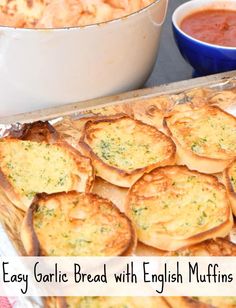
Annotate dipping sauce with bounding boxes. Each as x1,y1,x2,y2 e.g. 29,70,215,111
0,0,154,28
180,9,236,47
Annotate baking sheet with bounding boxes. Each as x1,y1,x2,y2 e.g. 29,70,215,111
0,71,236,307
0,70,236,125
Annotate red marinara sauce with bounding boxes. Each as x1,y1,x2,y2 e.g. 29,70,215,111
180,9,236,47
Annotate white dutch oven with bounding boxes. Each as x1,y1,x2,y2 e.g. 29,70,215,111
0,0,168,116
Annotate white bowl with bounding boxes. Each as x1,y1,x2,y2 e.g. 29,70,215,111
0,0,168,116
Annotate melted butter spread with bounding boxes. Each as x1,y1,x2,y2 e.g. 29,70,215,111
168,107,236,159
34,193,131,256
129,167,228,240
86,118,173,172
0,139,78,199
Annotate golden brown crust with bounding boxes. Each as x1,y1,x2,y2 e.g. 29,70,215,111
44,297,57,308
21,191,136,256
126,165,233,251
166,296,236,308
164,106,236,174
20,200,40,256
56,297,66,308
165,297,213,308
136,238,236,256
223,159,236,216
79,115,176,187
9,121,59,143
191,297,236,307
131,96,173,130
0,121,94,211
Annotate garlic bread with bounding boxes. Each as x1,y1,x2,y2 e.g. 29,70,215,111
126,165,233,251
165,297,212,308
165,106,236,173
224,160,236,216
80,115,176,187
166,297,236,308
192,297,236,308
21,191,136,256
131,96,172,130
0,121,93,211
56,296,171,308
136,238,236,256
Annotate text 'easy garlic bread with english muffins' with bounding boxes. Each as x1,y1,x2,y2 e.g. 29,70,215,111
126,165,233,251
165,106,236,173
56,296,171,308
79,116,176,187
21,191,136,256
0,121,93,211
224,159,236,216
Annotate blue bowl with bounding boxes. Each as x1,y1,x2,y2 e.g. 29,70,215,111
172,0,236,76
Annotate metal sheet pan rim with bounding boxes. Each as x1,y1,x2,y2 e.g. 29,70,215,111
0,70,236,125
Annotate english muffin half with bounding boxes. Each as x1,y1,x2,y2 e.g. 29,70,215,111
0,121,93,211
21,191,136,256
165,297,236,308
224,159,236,216
136,238,236,256
79,115,176,187
165,297,212,308
126,165,233,251
191,297,236,308
164,106,236,173
56,296,171,308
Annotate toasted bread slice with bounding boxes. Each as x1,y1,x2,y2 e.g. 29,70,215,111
21,191,136,256
55,115,123,152
165,297,212,308
224,160,236,216
164,106,236,173
0,122,93,211
126,165,233,251
136,238,236,256
166,297,236,308
192,297,236,308
56,296,171,308
131,96,173,130
79,115,176,187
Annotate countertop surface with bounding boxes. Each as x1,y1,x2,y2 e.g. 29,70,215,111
145,0,192,87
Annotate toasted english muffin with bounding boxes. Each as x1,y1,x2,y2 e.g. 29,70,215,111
126,165,233,251
224,160,236,216
164,106,236,173
131,96,172,130
136,238,236,256
165,297,212,308
79,115,176,187
55,115,121,152
0,121,93,211
56,296,171,308
166,297,236,308
21,191,136,256
192,297,236,308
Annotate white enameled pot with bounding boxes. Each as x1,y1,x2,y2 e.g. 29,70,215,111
0,0,168,116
